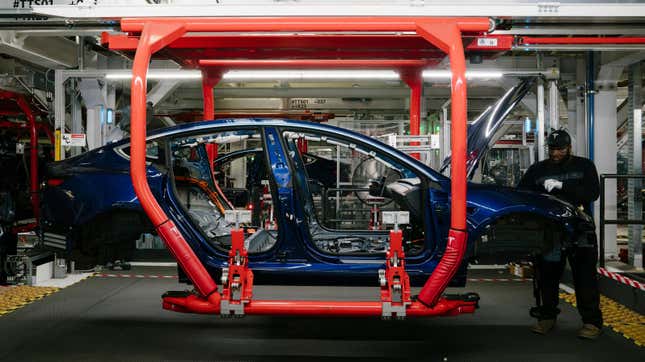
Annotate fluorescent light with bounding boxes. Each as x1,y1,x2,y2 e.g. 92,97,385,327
223,70,399,80
422,70,452,79
105,70,202,80
423,70,504,79
103,69,504,81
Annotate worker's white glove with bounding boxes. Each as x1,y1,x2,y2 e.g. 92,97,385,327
543,179,563,192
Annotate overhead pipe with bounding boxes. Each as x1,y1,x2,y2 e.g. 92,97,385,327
520,36,645,45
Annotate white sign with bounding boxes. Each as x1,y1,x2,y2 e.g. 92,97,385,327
430,134,440,149
15,143,25,155
477,37,498,47
0,0,64,21
61,133,86,147
224,210,252,225
382,211,410,226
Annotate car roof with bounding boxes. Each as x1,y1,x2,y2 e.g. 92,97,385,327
110,118,448,182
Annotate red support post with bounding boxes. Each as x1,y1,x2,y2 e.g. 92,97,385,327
201,69,222,120
399,67,423,160
415,20,482,307
130,21,220,300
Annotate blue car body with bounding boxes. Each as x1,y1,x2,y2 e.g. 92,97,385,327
41,119,591,286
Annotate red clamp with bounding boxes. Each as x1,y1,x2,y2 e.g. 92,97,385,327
379,229,411,319
220,229,254,316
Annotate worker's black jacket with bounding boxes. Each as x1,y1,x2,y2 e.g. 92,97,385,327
518,155,600,214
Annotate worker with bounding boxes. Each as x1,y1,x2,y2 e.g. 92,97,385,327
518,129,603,340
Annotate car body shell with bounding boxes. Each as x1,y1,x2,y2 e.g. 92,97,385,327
41,119,590,286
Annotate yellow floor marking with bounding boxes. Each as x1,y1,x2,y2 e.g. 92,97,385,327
560,292,645,347
0,286,59,317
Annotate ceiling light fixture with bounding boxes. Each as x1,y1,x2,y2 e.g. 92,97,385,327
423,70,504,79
104,69,505,81
222,70,400,80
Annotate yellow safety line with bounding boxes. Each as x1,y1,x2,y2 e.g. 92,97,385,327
0,286,60,317
560,292,645,347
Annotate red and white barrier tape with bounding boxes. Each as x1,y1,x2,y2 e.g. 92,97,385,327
597,267,645,291
467,278,529,282
96,273,178,279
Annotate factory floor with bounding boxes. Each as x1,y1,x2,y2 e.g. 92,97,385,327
0,267,642,362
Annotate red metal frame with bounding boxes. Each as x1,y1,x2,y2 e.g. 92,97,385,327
198,59,430,133
0,91,44,223
124,16,489,317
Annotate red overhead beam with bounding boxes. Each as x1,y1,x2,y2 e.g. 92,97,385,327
121,17,491,33
106,34,439,50
199,59,431,69
177,50,443,64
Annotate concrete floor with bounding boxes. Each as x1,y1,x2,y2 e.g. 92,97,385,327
0,267,642,362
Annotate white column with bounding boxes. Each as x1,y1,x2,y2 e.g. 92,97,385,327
594,87,618,259
85,106,102,150
627,63,643,268
54,70,66,160
576,57,588,157
548,80,559,130
537,81,546,161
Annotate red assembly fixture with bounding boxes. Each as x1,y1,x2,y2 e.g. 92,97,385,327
120,16,490,317
0,90,44,224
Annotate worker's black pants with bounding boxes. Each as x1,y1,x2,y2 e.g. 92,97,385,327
537,244,603,328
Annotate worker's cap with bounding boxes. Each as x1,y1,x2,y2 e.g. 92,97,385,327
547,129,571,149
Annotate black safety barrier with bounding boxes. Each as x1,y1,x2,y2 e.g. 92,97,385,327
599,174,645,267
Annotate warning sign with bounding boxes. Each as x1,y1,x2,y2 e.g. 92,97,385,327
61,133,86,147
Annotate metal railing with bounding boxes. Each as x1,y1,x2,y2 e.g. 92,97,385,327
599,174,645,267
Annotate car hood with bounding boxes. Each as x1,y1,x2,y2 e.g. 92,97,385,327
465,182,583,223
441,78,534,178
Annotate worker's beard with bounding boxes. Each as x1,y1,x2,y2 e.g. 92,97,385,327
549,150,571,164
